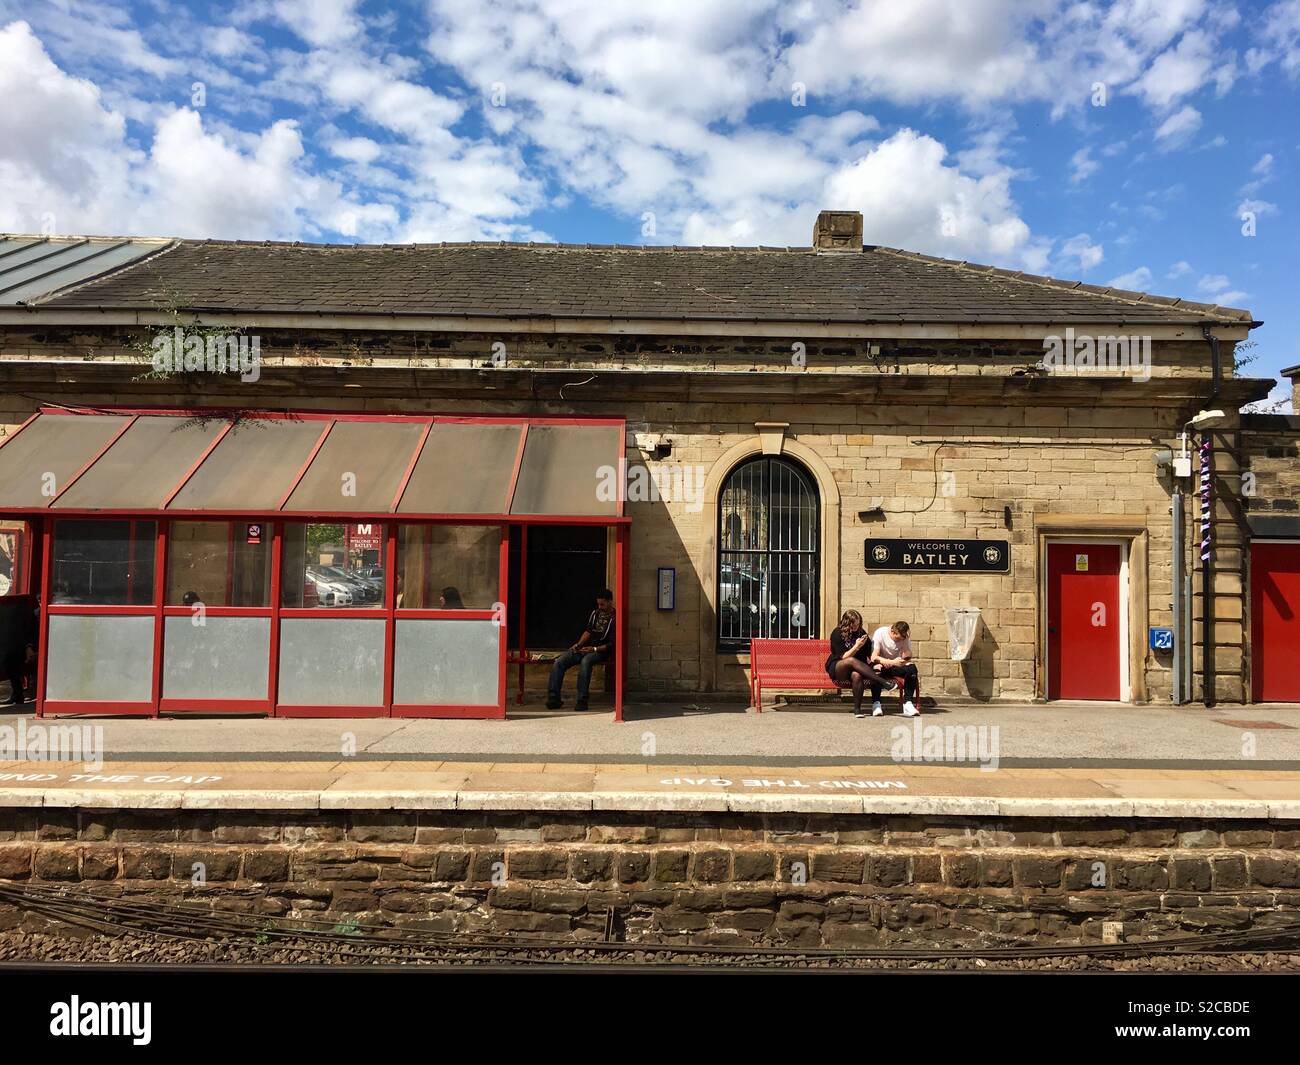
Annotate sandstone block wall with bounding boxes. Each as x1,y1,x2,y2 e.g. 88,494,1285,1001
2,808,1299,947
1,326,1285,704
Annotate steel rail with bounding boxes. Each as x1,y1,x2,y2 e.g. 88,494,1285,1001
5,882,1300,964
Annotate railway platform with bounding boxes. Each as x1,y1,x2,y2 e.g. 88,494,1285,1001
3,701,1299,951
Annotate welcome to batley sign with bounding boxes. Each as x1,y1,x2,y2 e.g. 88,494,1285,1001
864,538,1011,573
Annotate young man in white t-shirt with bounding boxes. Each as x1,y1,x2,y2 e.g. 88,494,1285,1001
869,620,920,717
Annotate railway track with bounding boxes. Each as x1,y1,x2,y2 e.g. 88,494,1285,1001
3,882,1300,970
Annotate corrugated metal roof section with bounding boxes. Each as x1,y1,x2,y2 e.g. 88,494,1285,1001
0,236,173,306
0,412,627,519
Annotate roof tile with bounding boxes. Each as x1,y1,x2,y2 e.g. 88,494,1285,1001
6,235,1255,326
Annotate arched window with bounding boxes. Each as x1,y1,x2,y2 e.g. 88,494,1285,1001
717,455,820,650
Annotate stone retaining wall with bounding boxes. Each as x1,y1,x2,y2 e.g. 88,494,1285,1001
3,808,1300,946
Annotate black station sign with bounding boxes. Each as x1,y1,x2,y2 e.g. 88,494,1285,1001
864,538,1011,573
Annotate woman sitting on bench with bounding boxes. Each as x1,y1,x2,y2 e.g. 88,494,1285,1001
825,609,890,719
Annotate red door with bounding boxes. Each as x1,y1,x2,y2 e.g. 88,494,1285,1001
1047,543,1122,700
1252,542,1300,702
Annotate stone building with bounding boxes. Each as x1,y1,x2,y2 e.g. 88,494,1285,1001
0,211,1295,714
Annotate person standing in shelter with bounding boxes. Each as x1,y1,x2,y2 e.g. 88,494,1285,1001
546,590,616,712
870,620,920,717
1,597,38,707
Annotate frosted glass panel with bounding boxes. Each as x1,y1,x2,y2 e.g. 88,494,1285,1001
46,615,154,701
278,618,385,706
393,619,499,706
163,616,270,701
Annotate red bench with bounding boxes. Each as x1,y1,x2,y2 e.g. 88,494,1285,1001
748,638,919,713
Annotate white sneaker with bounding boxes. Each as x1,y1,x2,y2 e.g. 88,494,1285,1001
903,700,919,717
871,702,883,717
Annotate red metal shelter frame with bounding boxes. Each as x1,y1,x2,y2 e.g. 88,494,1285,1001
0,407,630,722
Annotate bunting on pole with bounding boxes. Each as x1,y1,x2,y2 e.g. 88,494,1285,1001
1199,436,1212,562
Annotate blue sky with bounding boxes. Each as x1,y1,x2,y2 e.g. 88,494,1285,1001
1,0,1297,406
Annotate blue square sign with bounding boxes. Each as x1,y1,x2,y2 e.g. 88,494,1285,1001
1149,627,1174,652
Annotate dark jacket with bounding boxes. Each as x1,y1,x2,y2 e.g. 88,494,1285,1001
825,626,868,678
0,595,37,658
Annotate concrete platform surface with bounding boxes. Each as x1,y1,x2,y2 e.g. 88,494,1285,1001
4,700,1300,767
2,700,1300,818
1,757,1299,818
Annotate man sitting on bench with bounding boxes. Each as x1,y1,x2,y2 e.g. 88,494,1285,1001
546,589,615,712
870,619,920,717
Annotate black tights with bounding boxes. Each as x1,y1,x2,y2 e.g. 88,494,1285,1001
831,657,886,712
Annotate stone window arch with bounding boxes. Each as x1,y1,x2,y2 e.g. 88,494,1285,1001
716,454,820,650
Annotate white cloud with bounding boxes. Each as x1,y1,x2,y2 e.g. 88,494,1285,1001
205,26,258,59
1197,274,1247,304
15,0,181,77
0,20,395,241
0,20,138,233
0,1,1280,255
1246,0,1300,79
1237,197,1280,218
327,135,383,164
422,4,1050,265
1240,152,1277,196
1059,233,1104,271
1153,105,1202,148
302,52,463,145
273,0,363,48
1168,260,1193,277
1069,147,1099,184
778,0,1048,107
1130,29,1218,109
819,129,1049,268
1108,266,1154,290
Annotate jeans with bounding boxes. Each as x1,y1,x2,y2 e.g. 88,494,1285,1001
548,649,609,701
871,663,918,701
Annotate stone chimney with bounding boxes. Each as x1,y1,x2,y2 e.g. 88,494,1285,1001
812,210,863,251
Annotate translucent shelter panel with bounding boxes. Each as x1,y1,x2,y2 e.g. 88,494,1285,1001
168,419,326,512
277,618,386,705
398,423,522,515
51,520,156,605
393,619,500,705
509,425,622,516
397,525,499,609
55,416,225,511
281,522,386,609
285,421,426,513
46,615,155,701
0,414,129,508
166,521,271,607
162,616,270,701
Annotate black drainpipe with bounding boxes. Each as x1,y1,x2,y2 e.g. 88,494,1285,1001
1200,324,1222,708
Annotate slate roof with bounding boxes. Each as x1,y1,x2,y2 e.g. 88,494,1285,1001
2,235,1255,325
